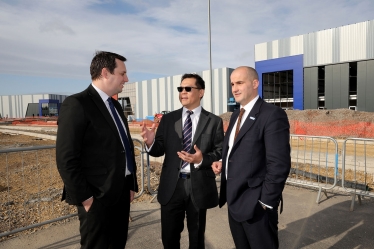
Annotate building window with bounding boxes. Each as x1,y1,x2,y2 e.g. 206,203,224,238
349,62,357,109
262,70,293,109
318,66,325,109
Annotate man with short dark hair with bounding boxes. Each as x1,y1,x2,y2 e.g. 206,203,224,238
141,73,224,249
56,51,138,248
212,66,291,249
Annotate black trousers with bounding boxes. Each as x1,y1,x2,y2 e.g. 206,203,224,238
161,177,207,249
228,203,279,249
77,187,130,249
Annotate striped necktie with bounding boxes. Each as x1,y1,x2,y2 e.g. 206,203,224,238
181,110,193,169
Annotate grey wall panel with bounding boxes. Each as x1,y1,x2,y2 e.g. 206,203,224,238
332,65,341,108
340,63,349,108
279,38,291,58
304,67,318,109
303,68,312,108
267,42,273,60
366,60,374,112
303,33,317,67
147,80,152,116
325,65,333,109
332,28,340,64
367,21,374,60
357,61,367,111
138,82,143,119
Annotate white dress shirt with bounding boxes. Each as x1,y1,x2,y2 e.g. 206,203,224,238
224,95,273,209
92,83,131,176
180,106,202,173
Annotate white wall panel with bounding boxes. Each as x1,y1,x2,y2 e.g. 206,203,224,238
151,79,158,115
201,70,212,112
255,43,267,61
316,29,333,65
272,40,279,58
290,35,303,56
340,22,367,62
172,75,181,111
158,78,167,112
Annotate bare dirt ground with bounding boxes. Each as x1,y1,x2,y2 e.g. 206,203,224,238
0,132,161,241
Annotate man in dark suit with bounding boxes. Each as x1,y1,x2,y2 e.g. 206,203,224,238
56,51,138,249
141,73,224,249
212,66,291,249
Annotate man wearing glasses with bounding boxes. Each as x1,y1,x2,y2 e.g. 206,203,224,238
141,73,224,249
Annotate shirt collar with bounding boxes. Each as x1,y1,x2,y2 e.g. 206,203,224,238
241,95,259,113
91,83,110,103
183,106,202,117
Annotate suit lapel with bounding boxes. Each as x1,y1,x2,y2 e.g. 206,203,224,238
223,110,239,154
233,98,263,147
174,108,183,140
192,108,209,145
87,85,123,146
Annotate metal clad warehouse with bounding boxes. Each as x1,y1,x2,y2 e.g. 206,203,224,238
255,19,374,112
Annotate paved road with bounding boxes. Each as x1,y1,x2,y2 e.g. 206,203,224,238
1,185,373,249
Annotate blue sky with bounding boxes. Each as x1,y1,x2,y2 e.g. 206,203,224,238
0,0,373,96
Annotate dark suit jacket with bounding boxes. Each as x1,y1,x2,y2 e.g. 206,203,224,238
149,107,224,209
56,85,138,206
219,98,290,222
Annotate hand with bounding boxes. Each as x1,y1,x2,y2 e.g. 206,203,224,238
211,161,222,174
130,190,135,203
82,197,93,212
177,145,202,164
140,122,156,147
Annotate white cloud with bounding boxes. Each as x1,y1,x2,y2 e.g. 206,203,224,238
0,0,373,88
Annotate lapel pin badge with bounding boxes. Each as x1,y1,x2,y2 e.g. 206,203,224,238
250,116,255,120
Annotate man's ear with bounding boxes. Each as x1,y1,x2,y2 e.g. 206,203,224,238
253,79,259,89
199,89,205,99
101,68,108,79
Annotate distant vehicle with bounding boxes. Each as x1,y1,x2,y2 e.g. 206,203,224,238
154,111,170,123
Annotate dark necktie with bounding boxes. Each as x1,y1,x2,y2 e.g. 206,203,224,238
107,98,134,173
234,108,245,141
181,110,193,169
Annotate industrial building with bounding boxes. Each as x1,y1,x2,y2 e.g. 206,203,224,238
119,20,374,119
255,19,374,112
118,67,234,120
0,94,67,118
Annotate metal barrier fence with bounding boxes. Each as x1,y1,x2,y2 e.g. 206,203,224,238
288,135,339,204
1,135,373,237
341,138,374,211
0,139,147,238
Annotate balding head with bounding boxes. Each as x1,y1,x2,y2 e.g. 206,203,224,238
230,66,259,106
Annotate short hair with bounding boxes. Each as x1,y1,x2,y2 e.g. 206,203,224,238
181,73,205,89
90,51,127,81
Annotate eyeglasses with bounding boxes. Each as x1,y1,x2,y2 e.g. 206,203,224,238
177,86,201,92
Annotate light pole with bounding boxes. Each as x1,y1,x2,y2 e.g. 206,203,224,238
208,0,213,112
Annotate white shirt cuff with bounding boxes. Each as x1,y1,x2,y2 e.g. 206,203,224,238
258,200,273,209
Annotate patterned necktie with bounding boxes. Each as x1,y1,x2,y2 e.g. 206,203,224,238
234,108,245,141
107,98,134,173
181,110,193,169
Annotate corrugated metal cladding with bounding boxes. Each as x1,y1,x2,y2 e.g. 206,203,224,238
0,94,67,118
127,68,232,120
255,20,374,67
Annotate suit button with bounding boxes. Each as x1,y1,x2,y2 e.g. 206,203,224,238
121,150,125,153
